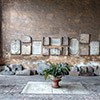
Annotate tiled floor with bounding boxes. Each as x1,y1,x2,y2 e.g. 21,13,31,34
0,75,100,100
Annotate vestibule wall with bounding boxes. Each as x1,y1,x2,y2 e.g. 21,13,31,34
1,0,100,68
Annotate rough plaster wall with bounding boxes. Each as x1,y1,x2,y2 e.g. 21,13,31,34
1,0,100,67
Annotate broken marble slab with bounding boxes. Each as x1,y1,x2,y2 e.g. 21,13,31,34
50,48,61,56
80,34,90,43
62,47,68,55
43,37,51,46
21,35,32,43
22,43,31,55
80,45,89,55
90,41,100,55
62,37,69,46
10,40,21,55
42,47,49,56
70,38,79,55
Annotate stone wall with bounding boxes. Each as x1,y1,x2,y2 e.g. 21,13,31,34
1,0,100,68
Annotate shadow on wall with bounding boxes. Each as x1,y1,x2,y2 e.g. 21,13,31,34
0,0,3,64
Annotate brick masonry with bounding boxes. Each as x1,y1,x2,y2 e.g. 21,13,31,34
0,0,100,66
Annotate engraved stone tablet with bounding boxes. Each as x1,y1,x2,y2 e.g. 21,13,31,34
22,35,32,43
32,41,42,55
70,39,79,55
42,47,49,56
43,37,50,46
62,37,68,46
11,40,21,55
80,34,90,43
50,48,61,56
80,45,89,55
51,38,62,46
90,41,100,55
22,43,31,55
62,47,68,55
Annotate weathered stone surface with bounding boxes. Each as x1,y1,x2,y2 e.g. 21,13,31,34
9,64,23,73
37,62,49,75
80,45,89,55
62,47,68,55
16,69,31,76
2,65,11,71
50,48,61,56
21,35,32,43
70,39,79,55
80,34,90,43
0,70,14,75
62,37,69,46
90,41,100,55
42,47,49,56
10,40,21,55
32,41,42,55
43,37,50,46
51,38,62,46
22,43,31,55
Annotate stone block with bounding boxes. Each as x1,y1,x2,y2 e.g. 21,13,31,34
69,71,79,76
80,45,89,55
42,47,49,56
62,47,68,55
50,48,61,56
22,35,32,43
51,38,62,46
62,37,69,45
37,62,49,75
16,69,31,76
32,41,42,55
80,34,90,43
70,38,79,55
9,64,23,73
10,40,21,55
90,41,100,55
22,43,31,55
43,37,50,46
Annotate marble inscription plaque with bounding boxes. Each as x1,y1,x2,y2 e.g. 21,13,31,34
11,40,21,55
32,41,42,55
62,37,68,46
22,35,32,43
80,34,90,43
50,48,61,56
80,45,89,55
43,37,50,46
90,41,100,55
51,38,62,46
62,47,68,55
42,47,49,56
22,43,31,55
70,39,79,55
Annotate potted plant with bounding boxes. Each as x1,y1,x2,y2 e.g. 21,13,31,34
43,62,70,88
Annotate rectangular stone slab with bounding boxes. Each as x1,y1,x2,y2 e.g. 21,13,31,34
51,38,62,46
62,37,69,45
10,40,21,55
70,39,79,55
43,37,50,46
32,41,42,55
22,43,31,55
62,47,68,55
42,47,49,56
80,34,90,43
90,41,100,55
80,45,89,55
50,48,61,56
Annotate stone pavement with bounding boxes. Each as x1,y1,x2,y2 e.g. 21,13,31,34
0,75,100,100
